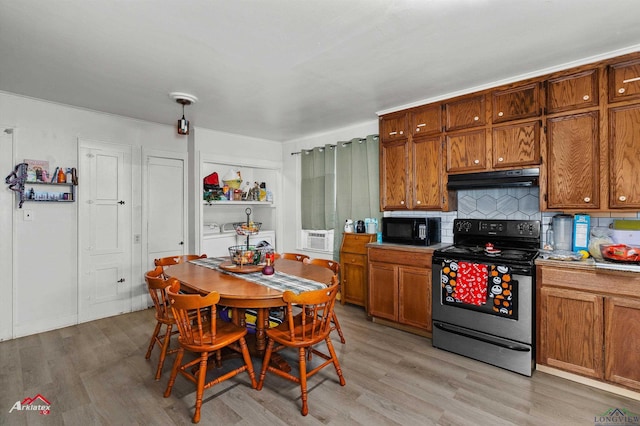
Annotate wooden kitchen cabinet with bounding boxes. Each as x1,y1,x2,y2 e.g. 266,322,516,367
538,286,604,378
379,137,410,210
546,69,599,114
380,112,408,143
537,263,640,392
608,103,640,209
492,120,540,169
545,111,600,209
339,233,376,307
410,103,442,136
445,128,487,173
368,246,432,335
444,95,486,131
379,125,453,211
492,82,540,123
608,57,640,103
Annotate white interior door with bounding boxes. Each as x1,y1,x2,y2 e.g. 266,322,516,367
145,154,187,270
0,129,14,340
78,140,132,322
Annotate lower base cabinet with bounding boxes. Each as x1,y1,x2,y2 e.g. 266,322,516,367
368,246,433,335
537,264,640,392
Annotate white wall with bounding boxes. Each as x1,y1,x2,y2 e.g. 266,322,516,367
280,120,378,257
0,91,187,338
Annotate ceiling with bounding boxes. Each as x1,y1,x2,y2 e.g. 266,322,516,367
2,0,640,142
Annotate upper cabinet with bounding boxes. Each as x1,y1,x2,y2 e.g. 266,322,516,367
445,129,487,173
380,112,408,143
379,138,411,210
410,104,442,136
444,95,486,131
492,83,541,123
546,69,599,114
608,104,640,208
492,121,540,169
608,58,640,103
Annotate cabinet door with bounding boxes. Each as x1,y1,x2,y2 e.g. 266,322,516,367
605,297,640,391
539,287,604,379
445,129,487,173
546,111,599,209
380,139,410,210
608,58,640,103
444,95,486,131
380,112,408,142
368,262,397,321
492,83,540,123
546,69,599,114
341,254,368,307
609,104,640,208
412,135,444,209
398,265,431,331
492,121,540,168
410,104,442,136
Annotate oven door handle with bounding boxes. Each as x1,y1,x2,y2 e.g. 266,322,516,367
433,322,530,352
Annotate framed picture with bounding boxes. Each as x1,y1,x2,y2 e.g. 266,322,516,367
24,159,49,182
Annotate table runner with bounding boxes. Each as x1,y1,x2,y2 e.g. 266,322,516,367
189,257,326,294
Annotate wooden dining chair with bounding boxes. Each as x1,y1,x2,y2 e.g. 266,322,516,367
257,283,345,416
280,252,310,262
303,258,345,344
154,254,207,277
163,287,257,424
144,266,180,380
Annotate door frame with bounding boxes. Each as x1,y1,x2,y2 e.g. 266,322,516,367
0,127,15,340
141,148,188,307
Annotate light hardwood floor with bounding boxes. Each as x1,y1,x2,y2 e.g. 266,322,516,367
2,303,640,425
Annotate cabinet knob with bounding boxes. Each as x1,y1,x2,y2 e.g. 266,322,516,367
583,94,590,101
498,157,504,162
400,200,405,205
584,197,591,203
619,195,627,202
416,200,421,205
415,127,420,132
619,88,626,94
399,130,404,135
389,131,397,136
416,123,426,130
473,159,480,164
497,111,504,117
474,116,479,121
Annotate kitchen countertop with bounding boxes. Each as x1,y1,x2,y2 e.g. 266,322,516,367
536,257,640,274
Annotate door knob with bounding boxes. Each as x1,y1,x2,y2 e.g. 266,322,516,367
118,200,125,205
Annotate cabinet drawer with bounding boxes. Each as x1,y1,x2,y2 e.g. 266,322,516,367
546,69,598,114
608,58,640,103
369,247,432,268
340,234,375,254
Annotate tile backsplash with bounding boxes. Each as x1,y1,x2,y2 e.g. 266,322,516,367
385,187,640,247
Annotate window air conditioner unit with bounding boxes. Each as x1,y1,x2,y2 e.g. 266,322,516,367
301,229,334,251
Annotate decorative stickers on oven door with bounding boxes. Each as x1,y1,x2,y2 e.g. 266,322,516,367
441,260,517,319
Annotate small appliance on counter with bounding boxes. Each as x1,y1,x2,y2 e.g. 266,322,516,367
552,214,573,251
381,216,440,246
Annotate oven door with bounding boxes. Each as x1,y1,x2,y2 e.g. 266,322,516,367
431,257,535,376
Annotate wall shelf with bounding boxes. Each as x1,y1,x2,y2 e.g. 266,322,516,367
24,181,76,203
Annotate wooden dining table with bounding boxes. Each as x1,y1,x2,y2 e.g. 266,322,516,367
164,258,335,357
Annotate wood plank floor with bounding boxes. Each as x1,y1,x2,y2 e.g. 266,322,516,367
2,303,640,425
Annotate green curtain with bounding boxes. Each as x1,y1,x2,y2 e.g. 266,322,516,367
334,134,381,259
301,144,336,230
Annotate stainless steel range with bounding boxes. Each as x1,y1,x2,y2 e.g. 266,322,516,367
431,219,541,376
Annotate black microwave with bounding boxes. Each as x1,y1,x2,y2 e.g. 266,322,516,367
381,217,441,246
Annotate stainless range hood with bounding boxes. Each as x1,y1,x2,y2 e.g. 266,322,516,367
447,168,539,190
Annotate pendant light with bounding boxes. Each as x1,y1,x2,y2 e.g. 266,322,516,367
169,92,198,136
